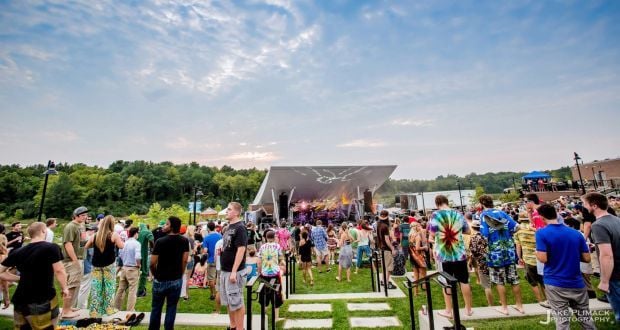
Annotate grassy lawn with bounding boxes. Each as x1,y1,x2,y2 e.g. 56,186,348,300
291,264,375,294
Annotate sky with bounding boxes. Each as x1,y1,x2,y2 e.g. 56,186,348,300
1,0,619,179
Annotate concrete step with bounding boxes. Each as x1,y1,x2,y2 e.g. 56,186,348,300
350,316,401,328
347,302,391,311
283,318,333,329
288,303,332,312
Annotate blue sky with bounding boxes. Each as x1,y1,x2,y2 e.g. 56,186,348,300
1,0,619,179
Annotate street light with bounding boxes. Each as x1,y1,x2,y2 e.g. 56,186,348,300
37,160,58,222
193,187,203,225
573,152,586,195
457,179,464,212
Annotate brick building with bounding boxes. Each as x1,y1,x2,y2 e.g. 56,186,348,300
571,157,620,188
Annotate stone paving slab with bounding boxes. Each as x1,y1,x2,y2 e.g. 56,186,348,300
288,303,332,312
350,316,400,328
283,318,333,329
347,302,391,311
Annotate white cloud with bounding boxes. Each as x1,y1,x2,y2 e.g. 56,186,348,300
225,151,279,162
164,137,191,150
239,142,248,146
390,119,434,127
43,131,78,142
337,139,386,148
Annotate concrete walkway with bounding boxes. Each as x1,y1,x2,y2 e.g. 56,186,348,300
0,307,266,328
418,298,613,330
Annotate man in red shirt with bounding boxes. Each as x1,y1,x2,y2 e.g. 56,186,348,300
525,194,545,230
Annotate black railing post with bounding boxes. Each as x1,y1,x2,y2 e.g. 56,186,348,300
291,255,296,293
425,278,434,330
369,249,376,292
260,284,266,330
374,250,381,292
380,250,388,297
406,274,415,330
285,252,290,299
246,276,258,330
270,283,278,330
450,278,462,330
246,284,253,330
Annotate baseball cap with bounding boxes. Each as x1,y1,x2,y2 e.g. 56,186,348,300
73,206,89,217
158,220,166,227
96,214,105,220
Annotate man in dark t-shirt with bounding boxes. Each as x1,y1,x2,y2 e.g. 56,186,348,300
220,202,248,330
0,222,68,329
149,216,189,330
6,222,24,251
376,210,396,289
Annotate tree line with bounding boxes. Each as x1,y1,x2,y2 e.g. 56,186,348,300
0,161,266,220
376,167,572,196
0,160,572,221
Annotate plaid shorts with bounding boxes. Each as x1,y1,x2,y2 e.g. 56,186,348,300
14,296,59,330
489,264,519,285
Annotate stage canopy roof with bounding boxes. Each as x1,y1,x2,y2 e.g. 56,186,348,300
252,165,397,205
522,171,551,180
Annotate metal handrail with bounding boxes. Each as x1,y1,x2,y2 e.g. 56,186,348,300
402,271,463,330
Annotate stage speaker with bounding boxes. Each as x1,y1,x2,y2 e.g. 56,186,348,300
395,195,401,204
400,195,409,209
364,190,373,213
279,192,289,219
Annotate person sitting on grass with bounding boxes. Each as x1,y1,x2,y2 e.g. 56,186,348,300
190,254,208,288
299,231,314,286
245,245,260,281
336,223,353,282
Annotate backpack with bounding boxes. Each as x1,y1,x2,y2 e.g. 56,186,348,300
392,249,406,276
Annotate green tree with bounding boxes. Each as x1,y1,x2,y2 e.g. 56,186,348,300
45,174,80,218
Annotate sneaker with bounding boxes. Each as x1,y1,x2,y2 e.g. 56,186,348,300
539,301,550,309
598,295,609,303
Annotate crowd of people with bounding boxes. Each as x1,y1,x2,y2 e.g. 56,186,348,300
0,191,619,330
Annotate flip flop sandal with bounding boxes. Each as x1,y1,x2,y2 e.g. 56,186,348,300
123,313,136,325
127,312,145,326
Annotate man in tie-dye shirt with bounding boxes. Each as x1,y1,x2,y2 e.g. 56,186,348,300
428,195,473,318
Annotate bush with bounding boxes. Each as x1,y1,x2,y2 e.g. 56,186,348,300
13,209,24,220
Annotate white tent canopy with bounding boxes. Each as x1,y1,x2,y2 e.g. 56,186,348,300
252,165,397,206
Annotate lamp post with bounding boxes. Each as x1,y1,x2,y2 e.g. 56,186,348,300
573,152,586,195
193,187,203,225
457,179,464,212
37,160,58,222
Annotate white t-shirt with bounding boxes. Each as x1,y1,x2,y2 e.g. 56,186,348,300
215,239,223,271
45,228,54,243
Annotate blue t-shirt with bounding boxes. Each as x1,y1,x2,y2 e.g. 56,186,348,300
536,224,589,289
203,232,222,264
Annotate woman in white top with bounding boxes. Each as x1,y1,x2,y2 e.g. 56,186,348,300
354,220,374,274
